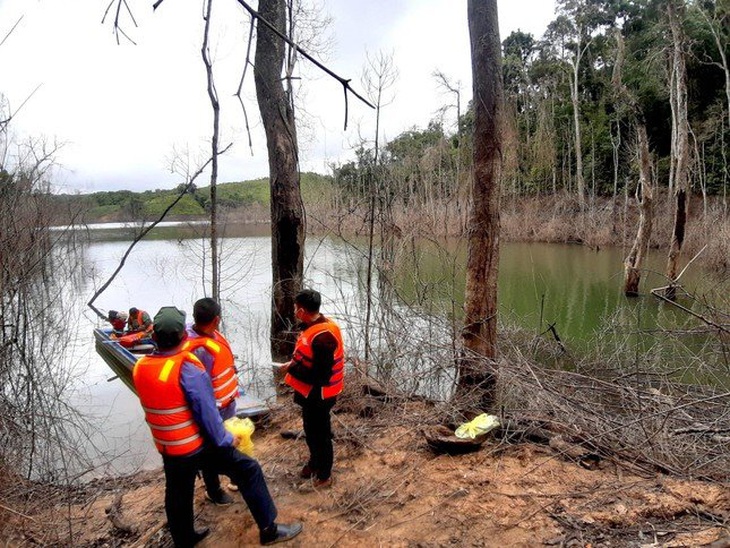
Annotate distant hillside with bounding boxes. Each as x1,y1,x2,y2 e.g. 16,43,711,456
51,172,333,223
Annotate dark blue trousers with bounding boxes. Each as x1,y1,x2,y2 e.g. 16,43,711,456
162,445,277,547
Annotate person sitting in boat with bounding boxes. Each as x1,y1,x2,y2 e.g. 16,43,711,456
127,307,153,334
107,310,128,334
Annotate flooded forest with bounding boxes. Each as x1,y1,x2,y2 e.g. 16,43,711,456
2,0,730,546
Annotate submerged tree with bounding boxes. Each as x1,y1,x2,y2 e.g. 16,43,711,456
624,123,654,296
459,0,503,408
665,0,691,299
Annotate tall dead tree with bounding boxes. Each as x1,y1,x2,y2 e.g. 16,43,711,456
106,0,372,361
665,1,690,300
623,123,653,296
254,0,304,361
458,0,503,408
696,0,730,215
201,0,221,302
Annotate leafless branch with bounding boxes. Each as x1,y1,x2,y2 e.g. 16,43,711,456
86,149,230,319
0,84,42,133
234,17,257,154
234,0,374,130
0,15,24,48
102,0,139,45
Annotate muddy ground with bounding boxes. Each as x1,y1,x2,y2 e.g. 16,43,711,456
7,394,730,548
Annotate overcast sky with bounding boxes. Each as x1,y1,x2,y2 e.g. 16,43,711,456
0,0,556,194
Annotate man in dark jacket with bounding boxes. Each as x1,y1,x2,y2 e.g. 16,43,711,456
282,290,344,489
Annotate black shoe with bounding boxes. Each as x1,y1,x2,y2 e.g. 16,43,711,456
259,522,303,545
192,526,210,545
205,490,234,506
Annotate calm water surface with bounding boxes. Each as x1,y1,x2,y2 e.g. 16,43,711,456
66,227,725,476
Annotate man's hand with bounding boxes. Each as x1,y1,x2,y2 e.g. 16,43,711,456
273,360,292,373
232,434,242,448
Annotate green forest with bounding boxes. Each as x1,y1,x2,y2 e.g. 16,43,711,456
333,0,729,204
51,173,334,222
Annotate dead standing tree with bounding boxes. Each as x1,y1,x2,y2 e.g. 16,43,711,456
665,0,690,300
106,0,372,361
623,123,653,296
458,0,503,409
608,27,654,298
201,0,222,302
239,0,372,360
253,0,303,361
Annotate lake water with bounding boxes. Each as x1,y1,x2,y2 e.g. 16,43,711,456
65,224,726,476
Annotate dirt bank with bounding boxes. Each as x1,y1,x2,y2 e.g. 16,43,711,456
6,389,729,548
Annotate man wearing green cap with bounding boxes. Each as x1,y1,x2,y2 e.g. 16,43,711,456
133,306,302,547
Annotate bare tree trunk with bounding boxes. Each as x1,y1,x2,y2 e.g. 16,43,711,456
698,2,730,135
254,0,304,360
201,0,220,301
665,1,690,300
611,29,624,202
624,123,653,296
723,116,728,216
571,58,585,206
458,0,503,408
669,64,677,198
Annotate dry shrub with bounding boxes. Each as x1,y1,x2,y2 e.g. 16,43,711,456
496,336,730,482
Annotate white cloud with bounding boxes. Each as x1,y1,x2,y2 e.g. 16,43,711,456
0,0,555,193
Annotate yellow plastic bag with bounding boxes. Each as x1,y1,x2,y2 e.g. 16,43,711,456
454,413,500,439
224,417,255,456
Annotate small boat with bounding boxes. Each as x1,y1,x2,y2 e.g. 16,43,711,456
93,327,270,419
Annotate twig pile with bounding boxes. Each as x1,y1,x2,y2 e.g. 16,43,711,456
497,349,730,481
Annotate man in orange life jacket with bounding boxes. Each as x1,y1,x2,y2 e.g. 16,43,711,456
281,289,344,488
127,307,153,334
184,297,239,505
133,306,302,547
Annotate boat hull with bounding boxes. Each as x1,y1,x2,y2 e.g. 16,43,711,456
93,327,269,419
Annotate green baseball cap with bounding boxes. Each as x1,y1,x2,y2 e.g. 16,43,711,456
153,306,186,337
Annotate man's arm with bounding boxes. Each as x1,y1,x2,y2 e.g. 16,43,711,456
192,346,215,376
180,361,233,447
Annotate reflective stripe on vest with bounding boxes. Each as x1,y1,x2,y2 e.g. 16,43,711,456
285,318,344,399
183,331,239,409
133,351,205,457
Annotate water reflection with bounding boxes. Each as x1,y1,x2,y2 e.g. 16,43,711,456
65,227,727,476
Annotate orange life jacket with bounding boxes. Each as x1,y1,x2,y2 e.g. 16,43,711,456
183,331,239,410
129,310,152,333
133,351,206,457
285,318,344,399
